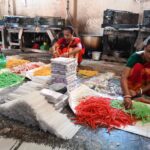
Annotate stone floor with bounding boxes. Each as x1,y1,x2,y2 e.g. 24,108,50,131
0,50,150,150
0,127,150,150
3,49,125,75
81,59,125,76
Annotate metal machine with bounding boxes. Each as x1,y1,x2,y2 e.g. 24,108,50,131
101,9,140,62
0,18,7,50
4,15,26,50
21,16,65,52
102,28,138,62
3,16,65,52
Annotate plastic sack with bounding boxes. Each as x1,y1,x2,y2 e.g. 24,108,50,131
0,53,6,69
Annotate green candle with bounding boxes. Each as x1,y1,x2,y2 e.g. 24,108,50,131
111,100,150,124
0,72,24,88
127,102,150,124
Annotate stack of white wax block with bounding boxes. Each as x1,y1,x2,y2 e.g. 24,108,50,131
0,87,80,139
40,88,68,110
51,57,79,92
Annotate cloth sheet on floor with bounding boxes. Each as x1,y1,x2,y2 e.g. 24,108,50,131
69,84,150,138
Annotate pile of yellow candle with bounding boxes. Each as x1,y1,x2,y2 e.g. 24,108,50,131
7,58,30,68
33,66,51,76
78,69,98,77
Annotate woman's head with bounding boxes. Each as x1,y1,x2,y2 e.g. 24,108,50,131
144,39,150,61
63,26,74,41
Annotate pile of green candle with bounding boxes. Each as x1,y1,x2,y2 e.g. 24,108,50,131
111,99,123,109
111,100,150,124
127,102,150,124
0,72,24,88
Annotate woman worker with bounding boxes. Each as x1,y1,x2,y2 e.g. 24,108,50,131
121,39,150,109
51,26,85,64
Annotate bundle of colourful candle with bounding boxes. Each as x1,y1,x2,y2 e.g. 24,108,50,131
0,72,24,88
111,100,150,124
11,62,44,74
33,66,51,76
6,58,30,68
73,96,135,132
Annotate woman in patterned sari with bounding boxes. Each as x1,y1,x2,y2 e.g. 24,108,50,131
51,26,85,64
121,39,150,109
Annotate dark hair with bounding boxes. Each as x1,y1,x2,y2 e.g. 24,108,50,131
63,26,74,34
146,39,150,46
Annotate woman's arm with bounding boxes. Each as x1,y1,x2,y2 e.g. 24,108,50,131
121,67,131,95
61,43,82,57
135,83,150,97
142,84,150,94
69,47,82,55
51,43,60,57
68,43,82,55
135,97,150,104
121,67,132,109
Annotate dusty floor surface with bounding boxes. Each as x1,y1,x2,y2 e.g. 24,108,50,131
1,50,150,150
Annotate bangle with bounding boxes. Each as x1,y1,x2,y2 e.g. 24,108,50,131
140,88,143,95
124,97,131,100
124,95,131,98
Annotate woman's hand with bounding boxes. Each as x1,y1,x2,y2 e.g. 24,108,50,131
53,51,59,58
124,97,132,109
61,52,68,57
129,90,137,97
135,97,150,104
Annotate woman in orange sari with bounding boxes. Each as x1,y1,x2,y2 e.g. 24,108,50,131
121,39,150,109
51,26,85,64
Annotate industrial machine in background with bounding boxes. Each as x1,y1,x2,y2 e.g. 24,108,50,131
21,16,65,53
102,9,139,28
1,9,150,62
4,16,26,50
102,28,138,62
101,9,150,62
143,10,150,27
2,15,65,52
0,18,7,50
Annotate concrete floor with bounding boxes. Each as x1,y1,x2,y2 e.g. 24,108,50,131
3,49,125,75
0,124,150,150
0,50,150,150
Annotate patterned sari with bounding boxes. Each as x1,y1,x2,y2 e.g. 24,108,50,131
53,37,85,64
128,63,150,96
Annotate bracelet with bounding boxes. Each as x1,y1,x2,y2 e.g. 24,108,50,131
124,95,131,98
140,88,143,95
